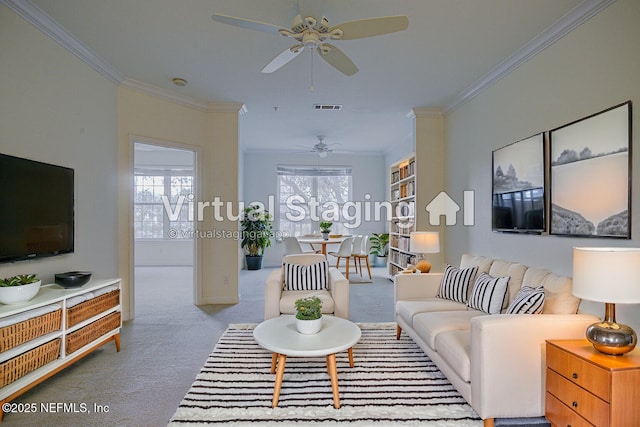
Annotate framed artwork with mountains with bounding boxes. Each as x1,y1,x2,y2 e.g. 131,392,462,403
549,101,632,238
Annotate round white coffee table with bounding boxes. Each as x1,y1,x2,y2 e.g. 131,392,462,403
253,315,361,409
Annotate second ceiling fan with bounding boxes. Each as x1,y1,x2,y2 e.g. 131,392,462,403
212,11,408,76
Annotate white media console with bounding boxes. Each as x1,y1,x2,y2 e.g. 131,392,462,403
0,278,121,422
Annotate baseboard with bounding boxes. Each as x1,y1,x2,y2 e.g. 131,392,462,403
198,296,239,304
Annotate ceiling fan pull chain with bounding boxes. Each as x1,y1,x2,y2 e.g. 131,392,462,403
309,48,315,92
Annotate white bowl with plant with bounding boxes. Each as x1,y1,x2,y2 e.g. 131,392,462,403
0,274,42,304
294,296,323,334
319,221,333,240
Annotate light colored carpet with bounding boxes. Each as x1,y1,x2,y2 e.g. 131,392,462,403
168,323,482,426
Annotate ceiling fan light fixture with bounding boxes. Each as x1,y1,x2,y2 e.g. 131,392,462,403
318,151,328,158
211,13,408,76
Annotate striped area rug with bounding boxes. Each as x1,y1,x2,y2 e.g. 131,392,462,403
168,323,482,426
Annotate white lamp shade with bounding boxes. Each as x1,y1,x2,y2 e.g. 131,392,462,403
410,232,440,254
573,247,640,304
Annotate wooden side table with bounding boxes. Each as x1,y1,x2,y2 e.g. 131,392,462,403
545,339,640,427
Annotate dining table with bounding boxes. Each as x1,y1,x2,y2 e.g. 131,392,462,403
296,236,346,256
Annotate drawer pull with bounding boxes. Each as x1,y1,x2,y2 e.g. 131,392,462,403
572,372,578,379
572,401,578,408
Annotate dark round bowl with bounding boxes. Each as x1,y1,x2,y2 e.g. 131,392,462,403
55,271,92,288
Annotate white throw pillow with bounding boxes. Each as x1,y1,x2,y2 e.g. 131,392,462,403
437,264,478,304
283,261,328,291
506,285,545,314
467,272,510,314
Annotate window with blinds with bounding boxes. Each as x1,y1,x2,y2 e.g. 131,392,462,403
277,166,352,236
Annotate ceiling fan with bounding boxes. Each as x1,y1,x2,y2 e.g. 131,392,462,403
298,135,338,157
211,11,408,76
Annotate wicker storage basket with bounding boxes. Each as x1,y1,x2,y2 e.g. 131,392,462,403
0,338,61,387
66,312,121,355
0,309,62,353
66,289,119,328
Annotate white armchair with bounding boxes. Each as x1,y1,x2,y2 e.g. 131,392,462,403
265,254,350,320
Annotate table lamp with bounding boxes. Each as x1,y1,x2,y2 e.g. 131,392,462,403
572,247,640,355
409,232,440,273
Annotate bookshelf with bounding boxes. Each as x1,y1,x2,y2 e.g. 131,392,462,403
389,157,417,276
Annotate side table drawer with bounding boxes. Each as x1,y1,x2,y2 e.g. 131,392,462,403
547,343,610,401
545,392,593,427
547,369,609,427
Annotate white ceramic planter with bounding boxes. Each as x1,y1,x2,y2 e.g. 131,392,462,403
0,280,42,304
296,316,323,335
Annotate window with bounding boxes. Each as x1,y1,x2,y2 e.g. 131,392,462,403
134,170,194,239
277,166,352,236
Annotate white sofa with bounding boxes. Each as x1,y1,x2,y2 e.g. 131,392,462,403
265,254,350,320
394,254,599,427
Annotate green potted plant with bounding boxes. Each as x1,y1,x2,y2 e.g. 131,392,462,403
319,221,333,240
240,204,273,270
294,296,323,334
369,233,390,267
0,274,41,304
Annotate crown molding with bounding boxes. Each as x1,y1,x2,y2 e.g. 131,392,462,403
412,108,444,119
444,0,616,113
121,78,206,111
1,0,124,85
122,79,246,114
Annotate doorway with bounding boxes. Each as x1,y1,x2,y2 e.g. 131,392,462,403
132,140,197,317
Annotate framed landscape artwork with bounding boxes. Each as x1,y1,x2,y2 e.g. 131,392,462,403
492,133,545,234
549,101,632,238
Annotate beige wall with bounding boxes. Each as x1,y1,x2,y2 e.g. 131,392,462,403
0,4,119,286
117,87,242,317
445,0,640,331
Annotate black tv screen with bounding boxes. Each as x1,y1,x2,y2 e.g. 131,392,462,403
0,154,74,263
492,188,545,233
492,133,546,234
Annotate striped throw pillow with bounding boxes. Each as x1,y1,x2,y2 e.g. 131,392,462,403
283,261,329,291
467,272,510,314
437,264,479,304
506,285,545,314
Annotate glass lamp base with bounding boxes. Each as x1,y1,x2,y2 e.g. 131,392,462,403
586,321,637,355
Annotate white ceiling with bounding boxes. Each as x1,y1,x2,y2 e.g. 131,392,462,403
13,0,602,155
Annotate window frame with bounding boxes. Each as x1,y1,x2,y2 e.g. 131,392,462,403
134,168,194,240
277,165,353,236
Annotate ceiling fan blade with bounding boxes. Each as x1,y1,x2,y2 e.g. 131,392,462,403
212,14,283,35
318,44,358,76
261,45,305,73
330,16,408,40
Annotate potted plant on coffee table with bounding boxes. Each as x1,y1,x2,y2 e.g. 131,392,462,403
240,204,273,270
0,274,42,304
319,221,333,240
294,296,323,334
369,233,390,267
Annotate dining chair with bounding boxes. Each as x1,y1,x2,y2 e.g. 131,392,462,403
352,235,372,279
283,237,316,255
350,235,364,275
327,237,355,279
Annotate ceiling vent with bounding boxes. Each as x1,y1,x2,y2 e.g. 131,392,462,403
313,104,343,111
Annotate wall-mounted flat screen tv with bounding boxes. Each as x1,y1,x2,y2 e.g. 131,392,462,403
0,154,74,263
492,133,546,234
